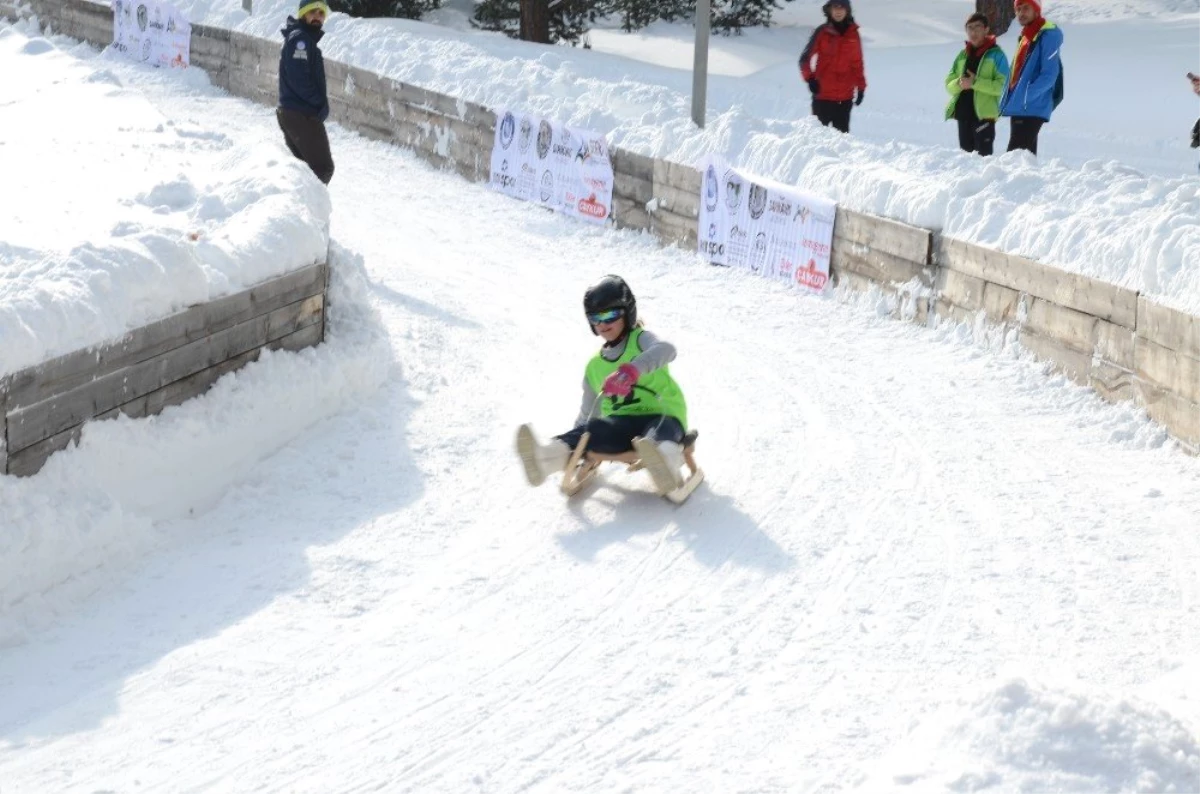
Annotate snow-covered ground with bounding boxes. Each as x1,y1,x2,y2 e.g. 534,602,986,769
3,17,1200,793
158,0,1200,312
0,27,331,374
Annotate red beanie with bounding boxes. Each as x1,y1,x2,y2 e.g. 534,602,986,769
1015,0,1042,13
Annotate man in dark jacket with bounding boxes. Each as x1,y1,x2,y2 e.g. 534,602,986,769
798,0,867,134
278,0,334,184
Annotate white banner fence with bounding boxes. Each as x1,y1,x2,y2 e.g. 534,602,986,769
697,155,836,293
111,0,190,68
489,109,614,226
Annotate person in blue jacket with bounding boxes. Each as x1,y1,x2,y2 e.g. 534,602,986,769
999,0,1064,155
277,0,334,184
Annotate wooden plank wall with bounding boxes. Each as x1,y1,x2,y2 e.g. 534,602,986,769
610,149,700,249
1,264,328,476
3,0,1196,452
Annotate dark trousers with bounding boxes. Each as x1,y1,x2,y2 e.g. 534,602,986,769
277,107,335,184
1007,116,1045,155
955,109,996,156
556,414,685,455
813,99,853,133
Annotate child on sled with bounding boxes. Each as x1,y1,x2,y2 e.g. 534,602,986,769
516,274,692,496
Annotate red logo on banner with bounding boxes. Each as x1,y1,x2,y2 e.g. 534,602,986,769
578,194,608,219
795,258,828,290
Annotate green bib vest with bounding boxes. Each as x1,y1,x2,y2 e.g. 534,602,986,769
585,328,688,429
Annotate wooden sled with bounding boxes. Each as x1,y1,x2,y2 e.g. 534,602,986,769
560,430,704,504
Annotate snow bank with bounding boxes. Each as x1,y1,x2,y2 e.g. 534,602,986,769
0,24,389,647
859,677,1200,792
0,241,390,648
0,23,331,376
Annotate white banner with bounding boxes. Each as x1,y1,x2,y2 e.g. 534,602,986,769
112,0,190,69
490,109,614,226
697,155,836,293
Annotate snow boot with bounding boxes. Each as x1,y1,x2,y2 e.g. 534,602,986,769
633,437,686,494
516,424,570,487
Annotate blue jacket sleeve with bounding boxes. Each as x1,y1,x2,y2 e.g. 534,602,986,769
1027,27,1063,105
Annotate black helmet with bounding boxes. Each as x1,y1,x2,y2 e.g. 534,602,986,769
583,275,637,335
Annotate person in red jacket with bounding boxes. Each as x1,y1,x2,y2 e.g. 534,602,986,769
798,0,867,134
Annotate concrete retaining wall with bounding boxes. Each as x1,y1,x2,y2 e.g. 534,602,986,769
4,0,1195,452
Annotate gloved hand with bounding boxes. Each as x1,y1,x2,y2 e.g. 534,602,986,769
854,87,865,106
807,78,820,96
602,363,639,397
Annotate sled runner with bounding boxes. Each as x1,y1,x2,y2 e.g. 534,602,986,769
559,430,704,504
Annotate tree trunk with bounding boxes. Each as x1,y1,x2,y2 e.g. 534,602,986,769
976,0,1015,36
519,0,550,43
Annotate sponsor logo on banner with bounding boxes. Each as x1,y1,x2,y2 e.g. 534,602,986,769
552,127,574,159
696,154,837,294
518,118,532,154
700,221,725,258
576,138,607,164
725,172,743,211
492,159,515,189
802,236,830,257
768,196,792,218
704,165,719,213
113,0,190,67
499,112,515,149
489,109,614,227
748,184,767,220
751,232,767,272
796,258,829,290
578,195,607,219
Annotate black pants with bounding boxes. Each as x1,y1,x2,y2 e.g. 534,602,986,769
1007,116,1045,155
556,414,684,455
955,110,996,156
277,107,335,184
813,99,853,133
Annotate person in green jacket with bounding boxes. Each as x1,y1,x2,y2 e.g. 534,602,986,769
945,13,1011,156
516,275,691,494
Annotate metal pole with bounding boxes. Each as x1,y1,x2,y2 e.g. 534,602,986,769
691,0,710,128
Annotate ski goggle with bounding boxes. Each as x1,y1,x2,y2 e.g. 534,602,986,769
587,308,625,325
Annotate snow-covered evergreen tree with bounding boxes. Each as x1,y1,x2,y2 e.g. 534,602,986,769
473,0,598,45
329,0,441,19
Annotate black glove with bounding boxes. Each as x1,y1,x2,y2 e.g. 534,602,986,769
854,87,865,106
807,78,820,96
1191,118,1200,149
